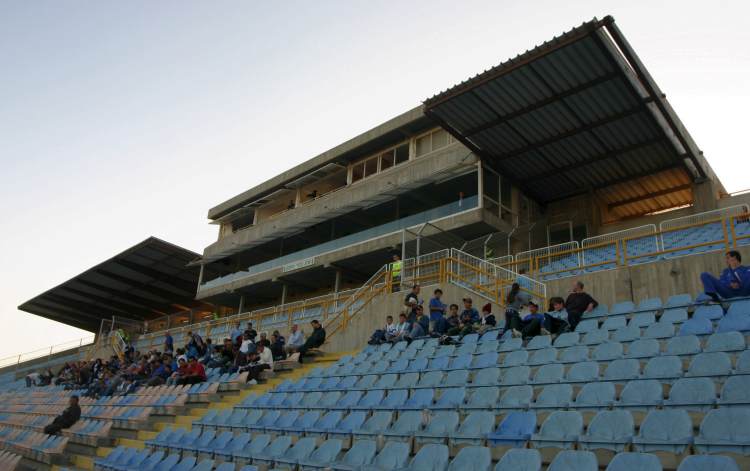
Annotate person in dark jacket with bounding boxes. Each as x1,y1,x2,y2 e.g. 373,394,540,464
44,396,81,435
298,320,326,363
701,250,750,301
564,281,598,331
479,303,496,331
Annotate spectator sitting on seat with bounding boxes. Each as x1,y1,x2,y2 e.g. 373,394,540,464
241,343,273,385
239,330,256,355
445,304,460,332
25,372,41,388
428,288,447,332
230,322,244,346
273,330,285,346
509,301,544,339
167,357,189,385
543,297,570,336
164,331,174,354
384,315,397,340
461,297,480,324
389,313,410,342
479,303,496,330
270,333,287,361
404,284,422,322
416,305,429,334
503,283,531,333
285,324,305,354
564,281,598,330
206,345,227,369
246,322,258,339
700,250,750,301
146,360,171,387
257,332,271,348
406,316,425,341
297,319,326,363
176,356,207,385
43,396,80,435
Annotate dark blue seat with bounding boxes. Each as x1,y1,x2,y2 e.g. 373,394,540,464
487,411,536,448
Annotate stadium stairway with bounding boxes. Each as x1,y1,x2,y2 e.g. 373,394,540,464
49,351,347,471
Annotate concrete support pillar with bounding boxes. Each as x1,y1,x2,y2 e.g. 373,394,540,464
238,295,245,314
477,161,484,209
281,283,288,306
334,269,342,294
692,180,720,212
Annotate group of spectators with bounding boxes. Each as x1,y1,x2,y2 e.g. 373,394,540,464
370,280,598,344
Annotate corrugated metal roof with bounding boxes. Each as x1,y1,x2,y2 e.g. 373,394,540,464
424,15,709,218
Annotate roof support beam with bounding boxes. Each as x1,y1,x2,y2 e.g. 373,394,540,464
462,72,620,137
114,259,198,294
607,183,693,210
58,286,155,317
73,279,174,314
93,269,198,305
40,293,137,319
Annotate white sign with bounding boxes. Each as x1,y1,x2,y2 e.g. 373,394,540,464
282,257,315,273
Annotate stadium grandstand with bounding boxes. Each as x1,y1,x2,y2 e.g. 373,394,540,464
2,14,750,471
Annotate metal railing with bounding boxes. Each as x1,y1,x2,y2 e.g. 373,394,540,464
0,336,95,372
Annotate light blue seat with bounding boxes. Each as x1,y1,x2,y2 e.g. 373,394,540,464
361,441,410,470
665,377,716,411
547,450,598,471
575,319,599,334
602,317,627,331
643,355,682,379
253,436,293,466
502,350,528,367
356,375,378,389
214,433,250,460
233,434,271,460
447,446,491,471
687,352,732,377
738,350,750,373
382,411,423,439
604,359,640,381
418,371,444,388
474,367,500,386
666,294,692,309
726,299,750,317
611,301,636,316
408,357,430,372
353,411,392,438
477,340,500,354
445,369,469,386
297,438,342,470
679,317,714,336
373,373,397,389
666,335,701,356
637,297,663,313
449,411,496,445
435,388,465,409
400,389,434,409
429,357,450,371
198,431,232,455
559,346,588,363
450,354,472,370
618,380,663,409
395,373,419,389
694,408,750,456
583,328,609,345
592,342,623,361
403,443,449,471
493,448,541,471
705,331,745,352
189,460,215,471
574,382,615,409
528,348,557,366
532,384,573,409
487,411,536,447
566,361,599,383
626,339,660,359
532,363,564,384
530,411,583,450
526,335,551,350
456,342,477,356
676,455,740,471
645,322,675,339
435,345,456,358
274,437,318,467
605,452,662,471
462,333,480,343
579,410,634,452
414,411,459,445
331,439,376,470
633,409,693,454
613,325,640,343
693,304,724,321
554,333,579,348
498,338,523,352
630,312,656,328
497,385,532,410
719,375,750,407
661,308,688,324
472,352,499,369
501,366,530,386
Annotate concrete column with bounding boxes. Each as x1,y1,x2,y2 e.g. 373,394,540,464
334,269,342,293
477,161,484,209
692,180,720,212
238,295,245,314
281,283,288,306
197,264,205,287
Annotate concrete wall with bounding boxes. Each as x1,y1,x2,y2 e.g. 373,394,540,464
542,247,750,309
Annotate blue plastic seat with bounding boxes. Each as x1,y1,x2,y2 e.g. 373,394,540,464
400,388,435,409
559,346,589,363
574,382,615,409
487,411,536,448
474,367,500,386
501,366,530,386
579,410,634,452
604,359,640,381
661,308,688,324
605,452,662,471
497,385,532,410
643,355,682,379
693,304,724,321
547,450,598,471
676,455,740,471
434,388,465,409
633,409,693,455
679,318,713,336
531,411,583,451
687,352,732,377
447,446,491,471
626,339,659,359
618,380,663,409
493,448,541,471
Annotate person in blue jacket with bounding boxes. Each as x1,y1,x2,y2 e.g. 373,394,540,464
701,250,750,301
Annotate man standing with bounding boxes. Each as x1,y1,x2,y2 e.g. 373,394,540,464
390,254,402,289
701,250,750,301
286,324,304,354
230,322,244,346
564,281,598,331
298,320,326,363
404,284,421,322
428,289,447,332
44,396,81,435
164,332,174,354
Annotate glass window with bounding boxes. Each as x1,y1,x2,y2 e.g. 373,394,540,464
416,134,431,157
351,162,364,183
395,144,409,164
380,150,395,170
364,157,378,177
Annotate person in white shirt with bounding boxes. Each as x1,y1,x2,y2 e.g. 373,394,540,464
390,313,410,342
242,343,273,385
239,331,256,355
384,315,397,340
285,324,305,354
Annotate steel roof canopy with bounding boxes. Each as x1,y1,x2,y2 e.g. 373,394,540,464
17,237,220,332
423,16,721,216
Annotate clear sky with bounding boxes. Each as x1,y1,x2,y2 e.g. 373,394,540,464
1,0,748,360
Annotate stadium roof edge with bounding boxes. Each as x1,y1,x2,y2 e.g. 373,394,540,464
17,237,220,332
207,105,432,221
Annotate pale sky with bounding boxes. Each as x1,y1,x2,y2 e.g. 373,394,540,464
1,0,749,360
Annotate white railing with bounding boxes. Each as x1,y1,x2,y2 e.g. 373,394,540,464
582,224,658,267
487,255,514,269
0,336,95,371
516,241,580,275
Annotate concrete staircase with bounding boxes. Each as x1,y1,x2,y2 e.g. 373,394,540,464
50,352,347,471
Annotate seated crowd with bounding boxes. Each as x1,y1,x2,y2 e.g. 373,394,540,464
370,281,599,344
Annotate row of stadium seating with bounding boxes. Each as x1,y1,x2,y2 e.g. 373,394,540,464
95,443,742,470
